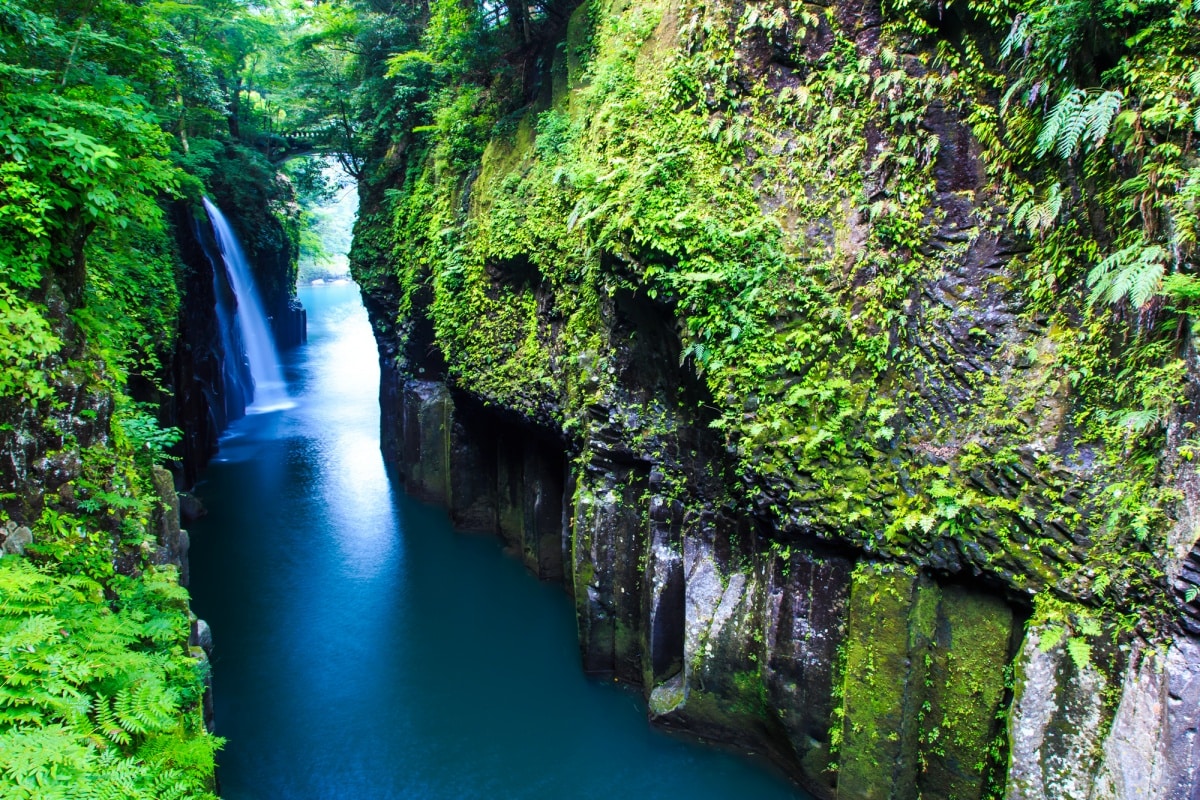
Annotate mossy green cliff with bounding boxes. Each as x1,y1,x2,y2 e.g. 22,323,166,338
353,0,1200,796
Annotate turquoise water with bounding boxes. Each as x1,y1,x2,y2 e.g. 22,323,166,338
188,282,808,800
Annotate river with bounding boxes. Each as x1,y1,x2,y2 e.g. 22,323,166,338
188,281,807,799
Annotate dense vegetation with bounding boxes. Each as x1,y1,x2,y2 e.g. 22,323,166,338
348,0,1199,623
0,0,355,794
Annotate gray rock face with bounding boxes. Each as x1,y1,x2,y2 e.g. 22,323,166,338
189,617,216,733
1,521,33,556
178,492,208,523
1092,636,1200,800
1007,629,1200,800
150,465,191,586
1007,628,1118,800
191,618,214,652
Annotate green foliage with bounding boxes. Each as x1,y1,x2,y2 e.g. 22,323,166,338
0,2,314,794
0,287,61,403
1034,89,1123,160
0,558,220,799
0,0,188,294
1087,243,1169,308
1000,0,1199,317
115,406,184,467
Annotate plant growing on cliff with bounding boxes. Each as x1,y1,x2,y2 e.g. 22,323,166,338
0,1,313,794
116,406,184,468
0,287,61,404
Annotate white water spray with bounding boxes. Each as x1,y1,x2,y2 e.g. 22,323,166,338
203,197,293,412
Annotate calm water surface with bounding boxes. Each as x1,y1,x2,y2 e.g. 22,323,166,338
189,282,808,800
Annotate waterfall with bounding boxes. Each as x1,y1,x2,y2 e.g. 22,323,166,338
203,197,293,412
199,213,250,425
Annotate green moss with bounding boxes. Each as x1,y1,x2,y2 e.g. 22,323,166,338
838,565,933,800
677,672,769,733
352,0,1199,789
836,567,1015,800
919,588,1014,800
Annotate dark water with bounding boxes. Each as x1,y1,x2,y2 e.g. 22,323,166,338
189,283,808,800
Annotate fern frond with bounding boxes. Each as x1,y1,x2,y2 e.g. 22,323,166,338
1162,273,1200,302
1129,255,1167,308
1082,90,1122,147
1066,637,1092,669
93,695,132,746
1000,13,1029,60
1087,243,1168,308
1118,409,1160,432
1037,89,1086,158
1012,183,1064,236
114,681,178,736
1057,91,1089,158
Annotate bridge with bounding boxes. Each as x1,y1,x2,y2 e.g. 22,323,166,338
281,120,342,149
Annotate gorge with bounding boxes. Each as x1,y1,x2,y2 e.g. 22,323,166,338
189,279,807,799
1,0,1198,798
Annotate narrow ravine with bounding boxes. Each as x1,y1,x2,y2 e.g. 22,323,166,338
188,282,807,799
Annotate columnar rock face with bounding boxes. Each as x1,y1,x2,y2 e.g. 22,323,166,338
382,368,1200,799
379,376,1022,798
354,0,1200,794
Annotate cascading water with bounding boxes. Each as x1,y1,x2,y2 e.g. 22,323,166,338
199,215,250,424
203,197,292,412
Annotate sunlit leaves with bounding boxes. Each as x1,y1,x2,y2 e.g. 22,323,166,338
1034,89,1123,159
0,286,61,402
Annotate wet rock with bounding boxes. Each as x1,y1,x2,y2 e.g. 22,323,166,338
837,567,935,800
572,462,648,679
400,380,451,503
191,618,214,652
150,466,191,585
1092,635,1200,799
178,492,208,523
448,409,497,532
762,547,851,789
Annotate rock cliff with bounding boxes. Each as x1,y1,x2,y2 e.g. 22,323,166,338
352,0,1200,796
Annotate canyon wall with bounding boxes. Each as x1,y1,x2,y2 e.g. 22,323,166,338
353,0,1200,796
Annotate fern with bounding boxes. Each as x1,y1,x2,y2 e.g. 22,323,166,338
1037,623,1067,652
0,559,218,797
1066,637,1092,670
1087,243,1168,308
1082,90,1122,147
1012,182,1064,235
1036,89,1086,158
1162,273,1200,302
1000,12,1029,61
1116,408,1161,433
113,682,178,736
1035,89,1123,159
93,696,132,746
